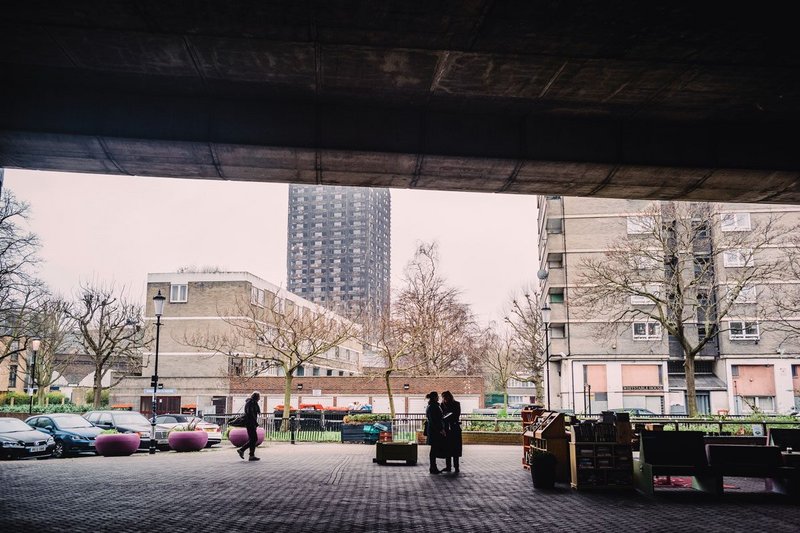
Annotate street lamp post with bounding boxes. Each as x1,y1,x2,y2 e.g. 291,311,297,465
150,290,166,455
28,338,41,414
540,305,551,411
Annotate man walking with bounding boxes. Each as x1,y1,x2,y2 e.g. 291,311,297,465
238,391,262,461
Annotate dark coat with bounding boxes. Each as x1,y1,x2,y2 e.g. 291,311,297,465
244,397,261,428
425,401,448,458
442,400,462,458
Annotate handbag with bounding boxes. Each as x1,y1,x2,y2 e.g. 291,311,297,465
422,420,428,437
229,414,246,427
229,403,247,427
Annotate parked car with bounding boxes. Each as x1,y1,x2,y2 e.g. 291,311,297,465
82,411,170,450
155,414,222,447
610,408,658,417
473,403,536,416
0,417,56,460
25,413,103,458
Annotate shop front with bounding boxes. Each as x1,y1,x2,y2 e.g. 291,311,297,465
621,364,665,414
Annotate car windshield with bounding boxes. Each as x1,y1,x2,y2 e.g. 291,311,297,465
55,415,95,429
157,415,190,423
0,418,33,432
113,413,149,425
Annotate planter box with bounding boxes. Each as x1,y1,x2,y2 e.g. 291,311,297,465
341,422,392,444
416,430,521,446
374,442,418,465
462,431,522,445
168,431,208,452
228,427,265,447
95,433,140,457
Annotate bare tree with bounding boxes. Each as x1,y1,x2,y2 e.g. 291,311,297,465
0,189,45,364
185,291,359,430
503,286,546,403
28,296,74,403
363,304,423,418
481,325,519,407
574,202,794,416
395,242,479,375
66,284,148,407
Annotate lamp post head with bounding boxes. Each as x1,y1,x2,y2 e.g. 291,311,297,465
540,305,551,325
31,338,41,352
153,290,166,317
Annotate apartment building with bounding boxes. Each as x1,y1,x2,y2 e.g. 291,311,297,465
111,272,364,415
0,342,26,396
537,196,800,415
287,185,391,322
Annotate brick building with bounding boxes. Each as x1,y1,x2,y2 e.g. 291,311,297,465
229,375,484,414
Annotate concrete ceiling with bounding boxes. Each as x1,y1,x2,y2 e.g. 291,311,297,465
1,1,799,203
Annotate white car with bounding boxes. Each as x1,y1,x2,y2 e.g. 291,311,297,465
155,414,222,447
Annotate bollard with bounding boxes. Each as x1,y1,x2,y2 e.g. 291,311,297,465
290,415,296,445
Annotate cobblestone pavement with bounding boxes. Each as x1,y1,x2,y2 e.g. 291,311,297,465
1,443,799,533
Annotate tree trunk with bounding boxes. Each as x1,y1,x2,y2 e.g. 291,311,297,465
685,355,698,417
93,366,103,408
503,388,508,407
535,369,544,406
281,373,293,432
385,370,395,418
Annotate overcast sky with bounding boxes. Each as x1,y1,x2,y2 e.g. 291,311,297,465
4,169,538,325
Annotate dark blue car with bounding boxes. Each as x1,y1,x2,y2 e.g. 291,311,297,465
25,413,102,458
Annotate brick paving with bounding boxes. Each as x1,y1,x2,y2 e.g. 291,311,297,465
1,443,798,532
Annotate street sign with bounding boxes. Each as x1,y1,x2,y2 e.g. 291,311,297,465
142,389,176,394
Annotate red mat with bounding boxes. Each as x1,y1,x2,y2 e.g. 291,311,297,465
654,476,738,489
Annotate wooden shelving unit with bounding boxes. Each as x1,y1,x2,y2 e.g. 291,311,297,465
568,424,633,490
522,409,569,483
521,407,543,470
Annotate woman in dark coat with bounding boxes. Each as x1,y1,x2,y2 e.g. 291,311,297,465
425,391,448,474
441,390,462,473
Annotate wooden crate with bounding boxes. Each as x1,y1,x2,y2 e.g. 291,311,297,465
373,442,418,465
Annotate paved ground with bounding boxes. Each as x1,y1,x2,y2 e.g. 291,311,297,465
1,443,798,533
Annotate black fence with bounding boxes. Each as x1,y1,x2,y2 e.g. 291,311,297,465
202,411,800,443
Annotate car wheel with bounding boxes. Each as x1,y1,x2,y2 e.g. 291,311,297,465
52,441,66,459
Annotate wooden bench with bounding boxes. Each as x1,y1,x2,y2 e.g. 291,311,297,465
705,444,798,497
633,430,718,496
704,435,767,446
768,428,800,450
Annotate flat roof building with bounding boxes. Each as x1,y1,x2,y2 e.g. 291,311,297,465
287,185,390,323
537,196,800,416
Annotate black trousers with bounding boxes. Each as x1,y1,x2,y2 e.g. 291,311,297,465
429,447,439,471
445,456,460,470
239,425,258,456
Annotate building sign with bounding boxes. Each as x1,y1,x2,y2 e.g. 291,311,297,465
312,389,322,396
622,385,663,391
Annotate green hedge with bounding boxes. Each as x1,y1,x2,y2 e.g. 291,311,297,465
46,392,70,404
0,404,87,414
462,420,521,432
84,389,110,405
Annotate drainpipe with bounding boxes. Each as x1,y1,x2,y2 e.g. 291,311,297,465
560,196,576,411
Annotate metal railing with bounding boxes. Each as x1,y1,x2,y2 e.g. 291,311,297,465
203,412,800,442
202,412,527,443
